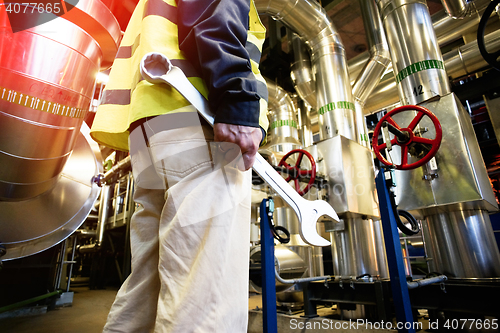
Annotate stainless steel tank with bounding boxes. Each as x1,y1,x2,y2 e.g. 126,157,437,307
330,217,389,279
422,210,500,278
249,244,308,294
0,0,120,259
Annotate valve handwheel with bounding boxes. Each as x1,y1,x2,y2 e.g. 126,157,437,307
372,105,442,170
278,149,317,196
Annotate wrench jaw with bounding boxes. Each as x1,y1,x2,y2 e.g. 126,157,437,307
298,200,338,247
299,222,331,247
140,52,173,84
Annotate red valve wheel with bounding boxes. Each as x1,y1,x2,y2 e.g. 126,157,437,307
278,149,317,196
372,105,442,170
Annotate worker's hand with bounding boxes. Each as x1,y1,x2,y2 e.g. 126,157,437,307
214,123,262,170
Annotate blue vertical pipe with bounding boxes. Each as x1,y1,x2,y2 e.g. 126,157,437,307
375,168,415,333
259,199,278,333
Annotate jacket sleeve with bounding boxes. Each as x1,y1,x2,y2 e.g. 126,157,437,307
176,0,262,129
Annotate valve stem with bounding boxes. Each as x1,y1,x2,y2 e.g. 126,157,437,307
383,121,410,143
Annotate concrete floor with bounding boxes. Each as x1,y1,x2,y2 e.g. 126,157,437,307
0,287,118,333
0,287,425,333
0,288,397,333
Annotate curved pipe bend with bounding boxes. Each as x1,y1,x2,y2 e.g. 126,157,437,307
255,0,355,140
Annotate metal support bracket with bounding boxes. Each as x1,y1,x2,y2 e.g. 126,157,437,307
375,167,416,333
260,199,278,333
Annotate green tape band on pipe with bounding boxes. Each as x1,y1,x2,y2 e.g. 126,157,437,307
395,60,445,83
318,101,355,115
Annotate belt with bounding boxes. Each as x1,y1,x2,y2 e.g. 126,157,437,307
129,112,214,146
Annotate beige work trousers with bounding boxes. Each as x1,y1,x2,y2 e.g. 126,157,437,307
103,111,252,333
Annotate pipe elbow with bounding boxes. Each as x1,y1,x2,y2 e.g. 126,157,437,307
370,43,391,65
441,0,475,19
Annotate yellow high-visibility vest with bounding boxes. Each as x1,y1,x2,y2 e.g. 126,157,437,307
91,0,269,151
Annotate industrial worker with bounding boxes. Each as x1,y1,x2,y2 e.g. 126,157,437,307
90,0,269,331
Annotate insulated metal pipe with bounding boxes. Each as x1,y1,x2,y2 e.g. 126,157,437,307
352,0,391,106
297,100,314,147
433,0,493,45
378,0,500,281
255,0,356,141
101,156,132,185
353,0,391,145
443,29,500,78
264,79,301,152
377,0,451,106
440,0,475,19
288,31,316,109
249,245,308,293
364,29,500,113
348,0,496,82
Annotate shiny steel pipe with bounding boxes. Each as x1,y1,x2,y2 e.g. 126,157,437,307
422,210,500,278
348,52,372,87
377,0,451,106
77,184,111,253
101,156,132,185
264,79,302,152
433,0,495,46
275,268,330,284
352,0,391,106
348,0,496,81
297,100,314,147
330,217,389,279
364,29,500,113
407,274,447,289
255,0,356,141
373,219,390,279
440,0,475,19
96,185,112,248
443,29,500,78
353,0,391,146
288,31,316,109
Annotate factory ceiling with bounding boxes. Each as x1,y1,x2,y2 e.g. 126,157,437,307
102,0,444,62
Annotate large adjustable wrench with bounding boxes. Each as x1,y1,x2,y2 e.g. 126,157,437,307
140,52,337,246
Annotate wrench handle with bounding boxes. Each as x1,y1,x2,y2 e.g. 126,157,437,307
163,67,216,126
253,154,303,220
